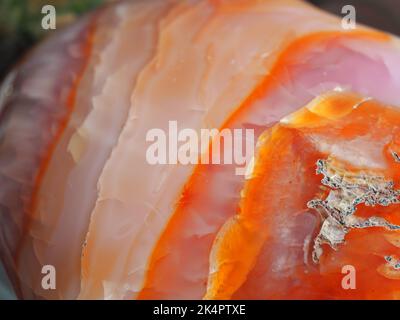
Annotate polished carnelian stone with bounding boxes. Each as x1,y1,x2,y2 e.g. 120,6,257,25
206,92,400,299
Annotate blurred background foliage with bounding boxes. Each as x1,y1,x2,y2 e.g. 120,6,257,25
0,0,107,79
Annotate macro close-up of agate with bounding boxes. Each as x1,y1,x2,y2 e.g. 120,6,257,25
2,0,400,300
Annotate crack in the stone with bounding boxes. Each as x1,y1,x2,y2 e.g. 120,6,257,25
391,151,400,163
307,158,400,263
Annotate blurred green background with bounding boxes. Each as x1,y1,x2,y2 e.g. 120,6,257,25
0,0,108,80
